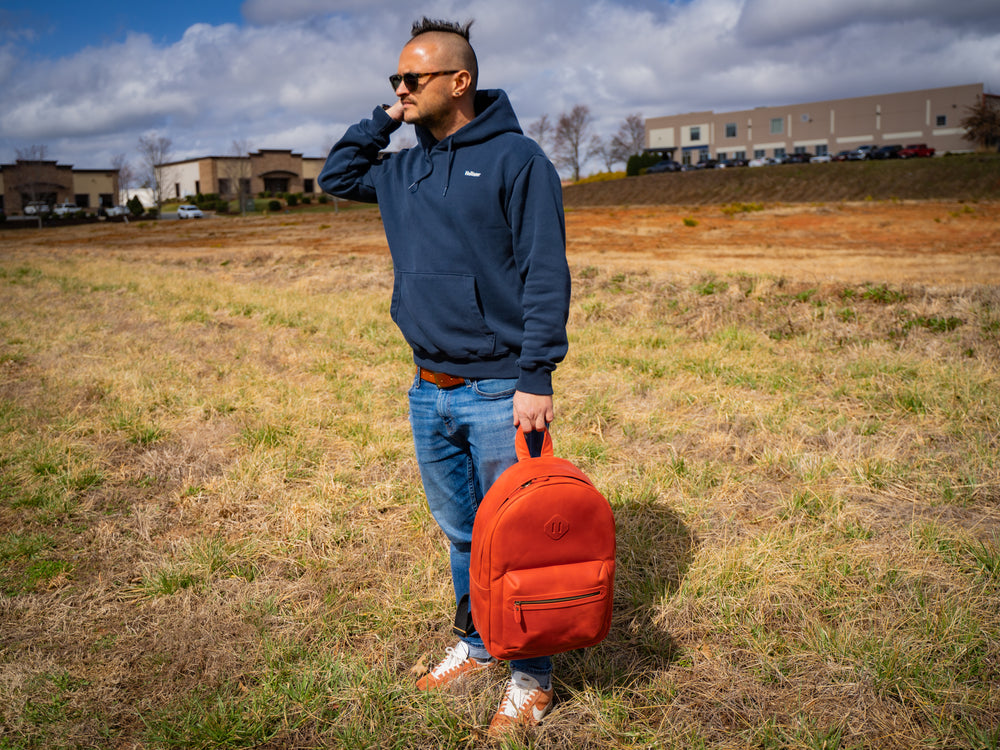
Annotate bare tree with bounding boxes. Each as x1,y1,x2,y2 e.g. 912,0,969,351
611,113,646,161
553,105,595,182
526,114,554,155
961,94,1000,152
14,144,51,207
220,138,254,215
111,153,135,207
137,134,173,212
588,134,619,172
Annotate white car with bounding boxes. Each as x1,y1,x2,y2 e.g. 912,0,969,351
104,205,129,217
23,201,50,215
810,153,832,163
177,204,204,219
53,202,80,216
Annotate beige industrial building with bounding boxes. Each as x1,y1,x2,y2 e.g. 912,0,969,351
0,159,119,215
645,83,985,164
158,149,326,201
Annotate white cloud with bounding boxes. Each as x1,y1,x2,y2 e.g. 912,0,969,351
0,0,997,173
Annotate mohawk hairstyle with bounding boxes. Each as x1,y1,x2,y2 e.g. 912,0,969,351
411,17,474,40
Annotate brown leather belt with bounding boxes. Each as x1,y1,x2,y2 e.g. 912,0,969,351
418,367,466,389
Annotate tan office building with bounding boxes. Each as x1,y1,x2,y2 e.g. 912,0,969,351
0,159,119,215
158,149,327,201
645,83,985,164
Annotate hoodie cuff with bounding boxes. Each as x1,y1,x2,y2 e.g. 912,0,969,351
516,368,553,396
372,105,402,137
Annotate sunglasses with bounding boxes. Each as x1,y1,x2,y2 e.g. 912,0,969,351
389,70,459,91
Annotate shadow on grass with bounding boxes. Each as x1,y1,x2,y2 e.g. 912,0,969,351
557,496,696,689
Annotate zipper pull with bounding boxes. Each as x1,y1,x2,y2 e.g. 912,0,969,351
513,601,524,625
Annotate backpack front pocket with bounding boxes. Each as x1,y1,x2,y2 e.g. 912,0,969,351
499,560,612,657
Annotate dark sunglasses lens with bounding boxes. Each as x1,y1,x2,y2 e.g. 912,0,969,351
389,73,420,90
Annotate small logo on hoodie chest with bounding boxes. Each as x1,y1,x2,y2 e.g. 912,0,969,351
464,170,482,177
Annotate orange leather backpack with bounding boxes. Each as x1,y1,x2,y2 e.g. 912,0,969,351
469,429,615,660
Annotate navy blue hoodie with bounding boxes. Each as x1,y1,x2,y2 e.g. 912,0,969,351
318,89,570,395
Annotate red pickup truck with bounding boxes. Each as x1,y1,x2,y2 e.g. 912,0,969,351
899,143,935,158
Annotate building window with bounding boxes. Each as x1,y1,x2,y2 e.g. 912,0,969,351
75,194,90,208
774,147,786,158
754,149,765,159
195,180,201,195
264,177,289,194
218,178,231,196
815,145,828,156
794,146,807,154
735,150,746,160
936,115,947,126
690,126,701,141
304,178,315,193
770,117,783,135
725,122,737,138
99,194,113,207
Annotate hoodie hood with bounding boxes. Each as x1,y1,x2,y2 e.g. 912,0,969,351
412,89,523,196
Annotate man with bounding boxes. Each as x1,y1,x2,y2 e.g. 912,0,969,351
318,17,571,735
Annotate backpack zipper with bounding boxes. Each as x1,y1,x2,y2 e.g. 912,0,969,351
513,590,601,624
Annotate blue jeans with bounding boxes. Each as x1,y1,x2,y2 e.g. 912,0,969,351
408,373,552,680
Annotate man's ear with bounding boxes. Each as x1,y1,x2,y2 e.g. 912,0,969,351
452,70,473,97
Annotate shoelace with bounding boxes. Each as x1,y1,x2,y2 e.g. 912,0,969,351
499,679,540,717
430,645,468,678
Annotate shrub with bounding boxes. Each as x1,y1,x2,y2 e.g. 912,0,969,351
627,152,663,177
126,196,145,217
287,194,299,207
268,200,282,212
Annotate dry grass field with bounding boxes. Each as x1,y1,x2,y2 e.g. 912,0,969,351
1,200,999,749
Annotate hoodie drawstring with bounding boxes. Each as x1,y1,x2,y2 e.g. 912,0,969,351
443,140,455,197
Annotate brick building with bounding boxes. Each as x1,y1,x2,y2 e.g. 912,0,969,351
645,83,985,165
158,149,326,201
0,159,119,215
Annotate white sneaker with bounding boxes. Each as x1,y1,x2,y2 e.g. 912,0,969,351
488,671,554,736
416,641,496,691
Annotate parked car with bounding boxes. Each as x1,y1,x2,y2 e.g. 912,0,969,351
645,159,682,174
23,201,50,215
810,153,833,163
102,205,129,217
748,157,775,167
177,204,204,219
782,152,813,164
899,143,935,158
832,150,853,162
871,144,903,159
847,145,877,160
716,158,748,168
53,202,80,216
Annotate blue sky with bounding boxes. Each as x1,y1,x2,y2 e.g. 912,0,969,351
0,1,246,60
1,0,998,175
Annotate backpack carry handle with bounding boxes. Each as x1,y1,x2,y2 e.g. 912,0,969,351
515,428,553,460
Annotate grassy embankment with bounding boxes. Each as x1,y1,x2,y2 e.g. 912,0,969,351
1,205,998,748
564,153,1000,206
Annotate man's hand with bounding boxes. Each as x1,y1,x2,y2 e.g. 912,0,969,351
513,391,554,433
384,101,405,122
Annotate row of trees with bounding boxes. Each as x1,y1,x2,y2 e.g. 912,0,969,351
528,107,646,182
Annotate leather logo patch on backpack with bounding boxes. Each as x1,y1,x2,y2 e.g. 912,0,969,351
544,514,570,540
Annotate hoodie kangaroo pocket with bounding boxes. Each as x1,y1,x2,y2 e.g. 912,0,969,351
391,271,497,358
